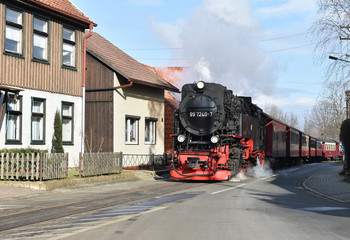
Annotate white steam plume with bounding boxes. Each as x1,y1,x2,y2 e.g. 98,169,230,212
152,0,277,97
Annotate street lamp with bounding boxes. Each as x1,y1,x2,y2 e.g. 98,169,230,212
329,56,350,119
330,55,350,175
329,55,350,63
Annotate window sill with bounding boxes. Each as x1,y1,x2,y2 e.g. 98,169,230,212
31,141,45,145
5,141,22,145
62,65,77,71
4,51,24,59
32,58,50,65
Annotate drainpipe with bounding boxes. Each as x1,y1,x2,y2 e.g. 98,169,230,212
82,23,94,155
85,80,133,92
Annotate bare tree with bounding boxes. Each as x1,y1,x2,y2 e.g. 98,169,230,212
85,128,105,153
264,103,300,129
310,0,350,85
264,104,287,122
304,81,346,139
306,0,350,139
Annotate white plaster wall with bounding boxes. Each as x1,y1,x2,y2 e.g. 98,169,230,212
0,89,83,167
113,75,165,156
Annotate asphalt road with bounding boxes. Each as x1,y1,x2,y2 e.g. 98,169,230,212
1,163,350,240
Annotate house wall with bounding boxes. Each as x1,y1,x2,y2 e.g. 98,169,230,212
113,74,165,156
85,53,114,153
0,1,88,167
0,89,82,167
0,2,85,96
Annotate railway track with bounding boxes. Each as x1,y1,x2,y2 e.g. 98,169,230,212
0,180,205,232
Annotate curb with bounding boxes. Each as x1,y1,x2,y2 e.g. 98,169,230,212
0,170,165,191
301,176,348,204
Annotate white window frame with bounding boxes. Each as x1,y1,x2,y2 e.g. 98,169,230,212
31,98,45,143
145,118,157,145
5,7,23,55
62,27,76,67
33,16,49,61
6,95,22,143
125,116,140,145
62,102,74,144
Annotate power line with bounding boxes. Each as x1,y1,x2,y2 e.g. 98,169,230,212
260,32,308,42
268,43,316,53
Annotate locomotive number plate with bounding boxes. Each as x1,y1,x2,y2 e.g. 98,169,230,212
189,112,213,117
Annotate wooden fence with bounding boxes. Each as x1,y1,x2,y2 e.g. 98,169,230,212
0,153,68,181
79,152,123,177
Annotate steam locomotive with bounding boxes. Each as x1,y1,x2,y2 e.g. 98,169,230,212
170,81,266,181
170,81,341,181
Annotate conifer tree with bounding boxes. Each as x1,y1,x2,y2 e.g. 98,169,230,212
51,110,64,153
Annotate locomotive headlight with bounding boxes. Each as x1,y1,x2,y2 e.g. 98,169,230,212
177,134,186,143
196,81,205,89
211,135,220,144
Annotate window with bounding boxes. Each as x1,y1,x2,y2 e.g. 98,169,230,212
62,102,74,144
6,95,22,143
125,116,140,144
145,118,157,144
5,7,24,55
31,98,45,143
33,17,49,60
62,27,76,67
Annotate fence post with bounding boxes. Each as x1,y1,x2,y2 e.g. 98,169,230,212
151,154,154,171
120,152,123,173
79,152,82,178
39,152,43,182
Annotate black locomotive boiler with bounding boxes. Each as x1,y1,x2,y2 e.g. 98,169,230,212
170,81,265,180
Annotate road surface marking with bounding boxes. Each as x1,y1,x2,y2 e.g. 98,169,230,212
211,184,246,195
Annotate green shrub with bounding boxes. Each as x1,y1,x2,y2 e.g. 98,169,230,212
0,148,47,156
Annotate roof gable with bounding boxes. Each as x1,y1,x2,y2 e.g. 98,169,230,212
86,32,179,92
26,0,96,26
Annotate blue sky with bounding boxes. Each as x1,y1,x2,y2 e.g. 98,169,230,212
71,0,324,121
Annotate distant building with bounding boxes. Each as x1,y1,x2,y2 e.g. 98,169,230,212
85,32,179,157
0,0,96,167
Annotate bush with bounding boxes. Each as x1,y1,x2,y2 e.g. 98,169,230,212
0,148,47,156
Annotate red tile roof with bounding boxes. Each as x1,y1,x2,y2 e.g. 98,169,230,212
26,0,96,26
86,32,179,92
